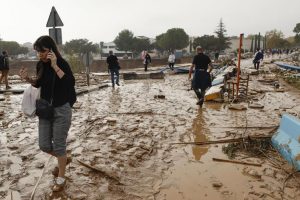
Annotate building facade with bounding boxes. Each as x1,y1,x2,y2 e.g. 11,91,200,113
100,42,132,58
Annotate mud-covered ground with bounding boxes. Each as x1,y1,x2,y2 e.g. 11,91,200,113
1,57,300,200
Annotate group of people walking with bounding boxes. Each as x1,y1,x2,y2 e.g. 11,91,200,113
4,35,266,193
106,50,177,86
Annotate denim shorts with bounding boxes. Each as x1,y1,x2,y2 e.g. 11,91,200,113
38,103,72,156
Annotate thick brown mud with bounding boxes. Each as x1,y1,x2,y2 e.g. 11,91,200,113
0,58,300,200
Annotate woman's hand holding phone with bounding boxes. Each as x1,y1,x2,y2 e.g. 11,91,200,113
47,49,57,68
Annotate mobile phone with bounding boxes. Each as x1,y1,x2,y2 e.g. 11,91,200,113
48,49,52,62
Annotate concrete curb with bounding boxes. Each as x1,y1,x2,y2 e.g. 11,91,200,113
76,84,109,96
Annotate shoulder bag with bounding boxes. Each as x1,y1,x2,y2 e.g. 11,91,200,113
36,73,55,120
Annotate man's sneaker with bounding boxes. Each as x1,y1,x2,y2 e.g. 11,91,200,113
199,102,203,108
5,85,11,90
52,177,66,192
196,100,204,107
116,83,120,86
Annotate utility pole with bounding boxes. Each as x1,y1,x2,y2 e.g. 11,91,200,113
254,35,257,52
236,33,244,99
250,37,254,52
258,32,261,49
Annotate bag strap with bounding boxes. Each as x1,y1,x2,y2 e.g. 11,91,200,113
49,71,56,105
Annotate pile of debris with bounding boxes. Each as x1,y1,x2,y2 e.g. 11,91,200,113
222,136,273,159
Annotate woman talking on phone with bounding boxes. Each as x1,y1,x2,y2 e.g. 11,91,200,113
19,35,76,192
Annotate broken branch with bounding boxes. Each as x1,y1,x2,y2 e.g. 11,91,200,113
171,135,272,145
77,159,122,185
30,156,52,200
212,158,262,167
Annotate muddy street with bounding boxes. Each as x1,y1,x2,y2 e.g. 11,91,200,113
1,58,300,200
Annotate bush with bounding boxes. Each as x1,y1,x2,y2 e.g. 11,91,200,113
66,55,84,73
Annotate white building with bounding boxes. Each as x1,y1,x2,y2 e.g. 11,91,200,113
226,38,264,53
100,42,132,58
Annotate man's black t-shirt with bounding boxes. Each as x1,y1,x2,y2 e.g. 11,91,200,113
192,53,211,70
0,55,9,70
106,55,119,69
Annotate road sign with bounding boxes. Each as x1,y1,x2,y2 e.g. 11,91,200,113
46,6,64,27
82,52,93,86
49,28,62,45
82,52,93,67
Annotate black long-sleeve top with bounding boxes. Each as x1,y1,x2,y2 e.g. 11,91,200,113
34,57,76,107
145,54,151,64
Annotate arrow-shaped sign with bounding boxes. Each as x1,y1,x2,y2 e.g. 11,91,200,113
46,6,64,27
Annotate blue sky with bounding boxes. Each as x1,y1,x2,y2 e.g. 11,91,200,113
1,0,299,44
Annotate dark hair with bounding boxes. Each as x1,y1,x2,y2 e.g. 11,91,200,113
2,51,7,55
33,35,62,58
109,50,113,55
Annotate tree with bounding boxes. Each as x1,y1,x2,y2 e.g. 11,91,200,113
155,28,189,51
114,29,134,53
293,23,300,44
245,34,255,39
265,29,291,49
100,41,104,49
0,41,29,55
154,33,166,52
131,37,152,54
63,39,99,55
17,46,29,55
99,41,104,55
250,37,254,52
293,23,300,34
214,19,231,51
192,35,218,51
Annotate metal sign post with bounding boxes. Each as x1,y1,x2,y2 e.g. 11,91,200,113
46,6,63,45
83,52,93,86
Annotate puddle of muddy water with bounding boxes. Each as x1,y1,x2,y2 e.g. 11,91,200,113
155,60,300,200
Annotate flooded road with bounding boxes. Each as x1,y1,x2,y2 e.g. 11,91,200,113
1,58,300,199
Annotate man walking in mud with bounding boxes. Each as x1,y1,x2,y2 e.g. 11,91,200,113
107,50,120,87
253,48,264,70
188,46,213,107
0,51,11,89
143,51,151,71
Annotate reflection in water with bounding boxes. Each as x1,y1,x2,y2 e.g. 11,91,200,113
205,102,223,111
191,109,209,160
108,88,122,113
